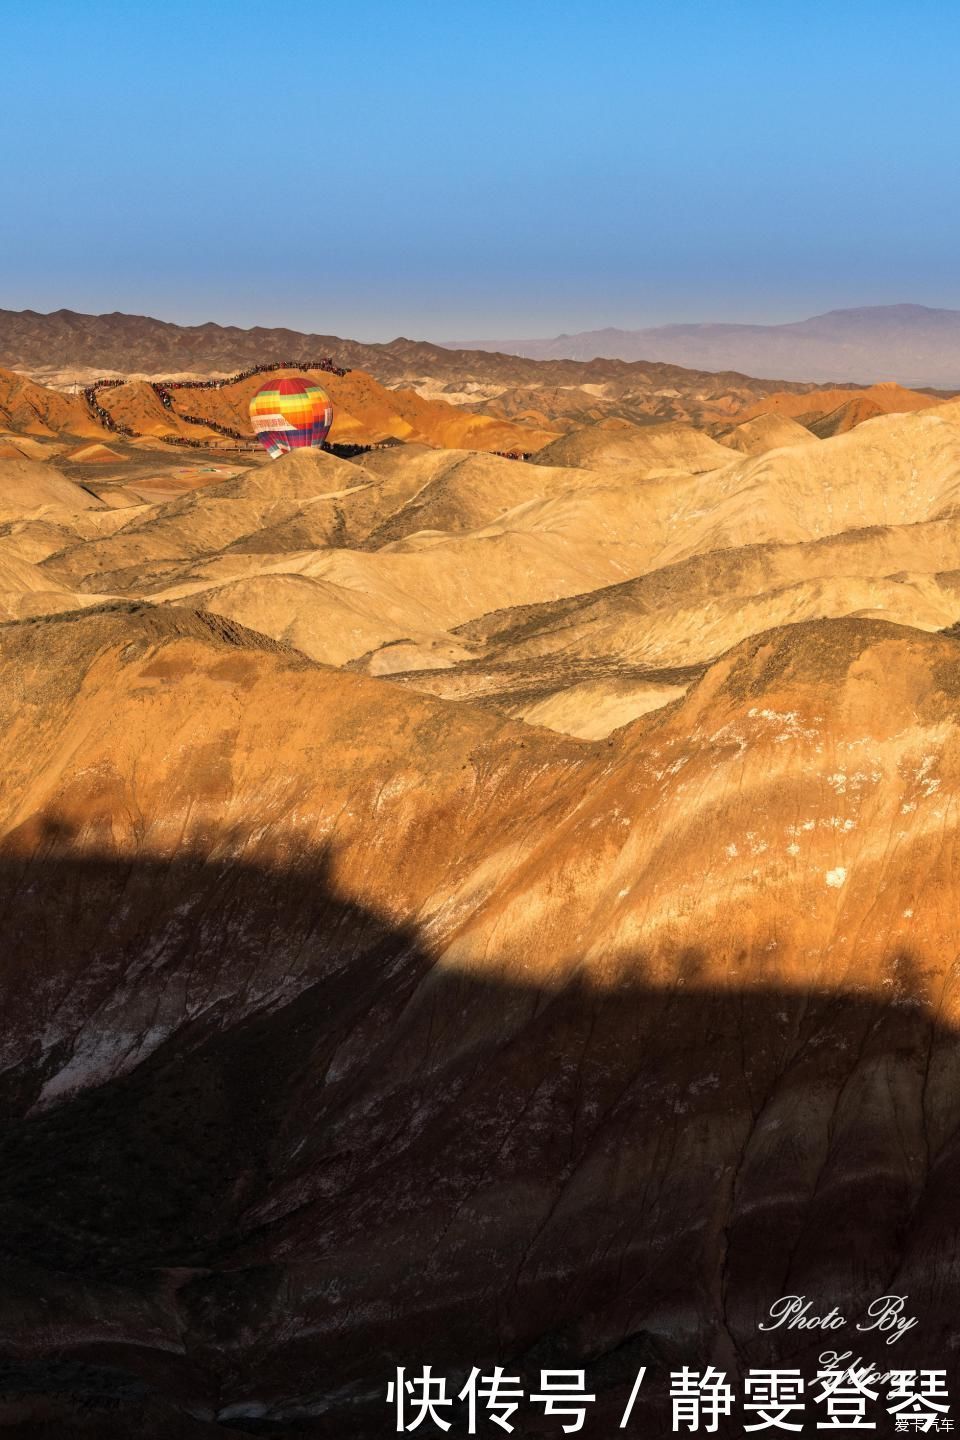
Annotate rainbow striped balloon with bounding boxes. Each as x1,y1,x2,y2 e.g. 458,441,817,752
248,375,333,459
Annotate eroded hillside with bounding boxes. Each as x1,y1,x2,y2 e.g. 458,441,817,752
3,366,960,1433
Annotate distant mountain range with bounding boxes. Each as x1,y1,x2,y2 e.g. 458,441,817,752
448,305,960,387
0,308,454,385
0,307,821,403
4,303,960,396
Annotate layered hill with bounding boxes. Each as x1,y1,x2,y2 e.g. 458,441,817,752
5,357,960,1433
2,604,960,1433
0,367,100,438
9,395,960,741
712,410,817,454
156,367,559,451
9,308,958,447
530,418,733,473
0,307,843,433
740,379,936,432
0,453,102,518
0,363,555,455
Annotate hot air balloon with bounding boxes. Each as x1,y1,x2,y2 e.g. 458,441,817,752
249,375,333,459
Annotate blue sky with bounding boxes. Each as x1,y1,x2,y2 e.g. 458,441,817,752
3,1,957,339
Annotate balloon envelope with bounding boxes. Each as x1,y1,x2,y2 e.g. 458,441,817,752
249,375,333,458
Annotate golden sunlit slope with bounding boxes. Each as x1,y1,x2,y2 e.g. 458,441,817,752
39,448,386,594
332,407,960,729
5,604,960,1039
0,367,100,437
389,406,960,573
93,380,224,441
742,379,936,427
129,407,960,702
0,453,103,519
159,366,559,452
185,571,469,667
66,442,127,463
351,446,638,546
6,342,960,1438
531,407,960,583
5,392,960,743
0,363,559,456
714,411,818,454
804,395,889,437
3,605,958,998
325,368,559,450
391,516,960,733
0,551,104,619
530,417,733,472
4,604,960,1438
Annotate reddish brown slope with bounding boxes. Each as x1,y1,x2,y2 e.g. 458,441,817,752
743,379,936,428
162,366,558,451
0,367,100,437
1,606,960,1432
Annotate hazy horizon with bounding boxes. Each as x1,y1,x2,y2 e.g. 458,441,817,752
6,1,960,341
8,299,960,350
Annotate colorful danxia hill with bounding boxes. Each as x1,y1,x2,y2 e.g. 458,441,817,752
2,325,960,1435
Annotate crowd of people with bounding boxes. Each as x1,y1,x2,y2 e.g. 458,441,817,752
82,380,139,439
82,381,212,449
153,357,348,397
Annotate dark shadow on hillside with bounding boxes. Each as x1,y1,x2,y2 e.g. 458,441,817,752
0,842,958,1436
